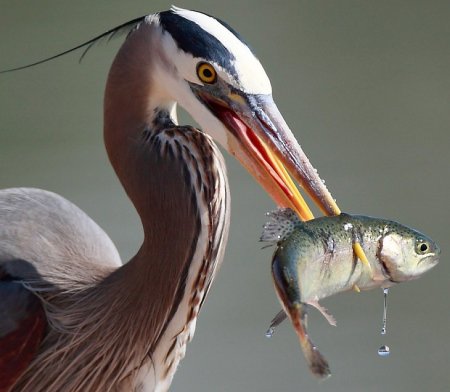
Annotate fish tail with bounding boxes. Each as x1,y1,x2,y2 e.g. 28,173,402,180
290,304,331,379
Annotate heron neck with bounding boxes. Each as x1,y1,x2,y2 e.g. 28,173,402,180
102,20,204,343
104,22,176,234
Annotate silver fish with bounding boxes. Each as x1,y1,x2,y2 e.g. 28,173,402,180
261,208,440,378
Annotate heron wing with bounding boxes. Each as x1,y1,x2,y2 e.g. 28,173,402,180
0,280,46,391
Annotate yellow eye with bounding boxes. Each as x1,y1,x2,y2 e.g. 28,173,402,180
197,62,217,84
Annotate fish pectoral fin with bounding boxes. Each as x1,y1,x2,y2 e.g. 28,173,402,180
308,300,336,326
269,309,288,329
265,310,288,337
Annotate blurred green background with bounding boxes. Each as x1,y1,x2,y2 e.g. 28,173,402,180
1,1,449,391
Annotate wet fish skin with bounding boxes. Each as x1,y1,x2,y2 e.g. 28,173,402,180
263,209,440,378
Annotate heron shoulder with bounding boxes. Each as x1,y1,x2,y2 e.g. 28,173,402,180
0,188,121,281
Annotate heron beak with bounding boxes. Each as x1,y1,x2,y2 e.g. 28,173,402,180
197,91,341,221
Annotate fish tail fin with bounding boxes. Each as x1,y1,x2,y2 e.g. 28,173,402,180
290,304,331,379
260,208,302,244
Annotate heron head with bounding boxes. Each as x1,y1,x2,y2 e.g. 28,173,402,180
149,7,339,220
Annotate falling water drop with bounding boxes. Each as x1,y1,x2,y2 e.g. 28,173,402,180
381,288,389,335
377,288,390,357
265,327,274,338
378,345,390,357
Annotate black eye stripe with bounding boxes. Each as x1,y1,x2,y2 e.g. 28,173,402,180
159,10,237,76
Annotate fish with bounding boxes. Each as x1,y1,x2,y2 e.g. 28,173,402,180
261,208,440,378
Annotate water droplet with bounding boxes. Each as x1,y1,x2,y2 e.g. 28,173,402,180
378,345,390,357
381,288,389,335
265,327,274,338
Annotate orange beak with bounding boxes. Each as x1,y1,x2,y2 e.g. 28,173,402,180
195,89,371,269
205,93,341,221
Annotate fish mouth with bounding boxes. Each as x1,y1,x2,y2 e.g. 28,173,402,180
418,253,440,268
390,253,439,282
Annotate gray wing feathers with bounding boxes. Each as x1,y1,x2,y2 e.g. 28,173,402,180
0,188,121,281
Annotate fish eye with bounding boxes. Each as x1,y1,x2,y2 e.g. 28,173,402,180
416,241,430,255
197,62,217,84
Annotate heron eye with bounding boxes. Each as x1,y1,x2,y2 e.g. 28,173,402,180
197,62,217,84
416,241,430,255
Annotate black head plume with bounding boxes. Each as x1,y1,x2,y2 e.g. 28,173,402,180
0,16,146,74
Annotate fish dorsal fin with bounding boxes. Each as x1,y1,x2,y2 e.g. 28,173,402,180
260,208,302,244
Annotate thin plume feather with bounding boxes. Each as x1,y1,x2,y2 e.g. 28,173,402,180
0,16,146,74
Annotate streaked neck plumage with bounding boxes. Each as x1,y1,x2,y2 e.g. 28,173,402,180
103,20,230,390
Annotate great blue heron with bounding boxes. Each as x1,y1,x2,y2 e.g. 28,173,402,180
0,7,357,391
